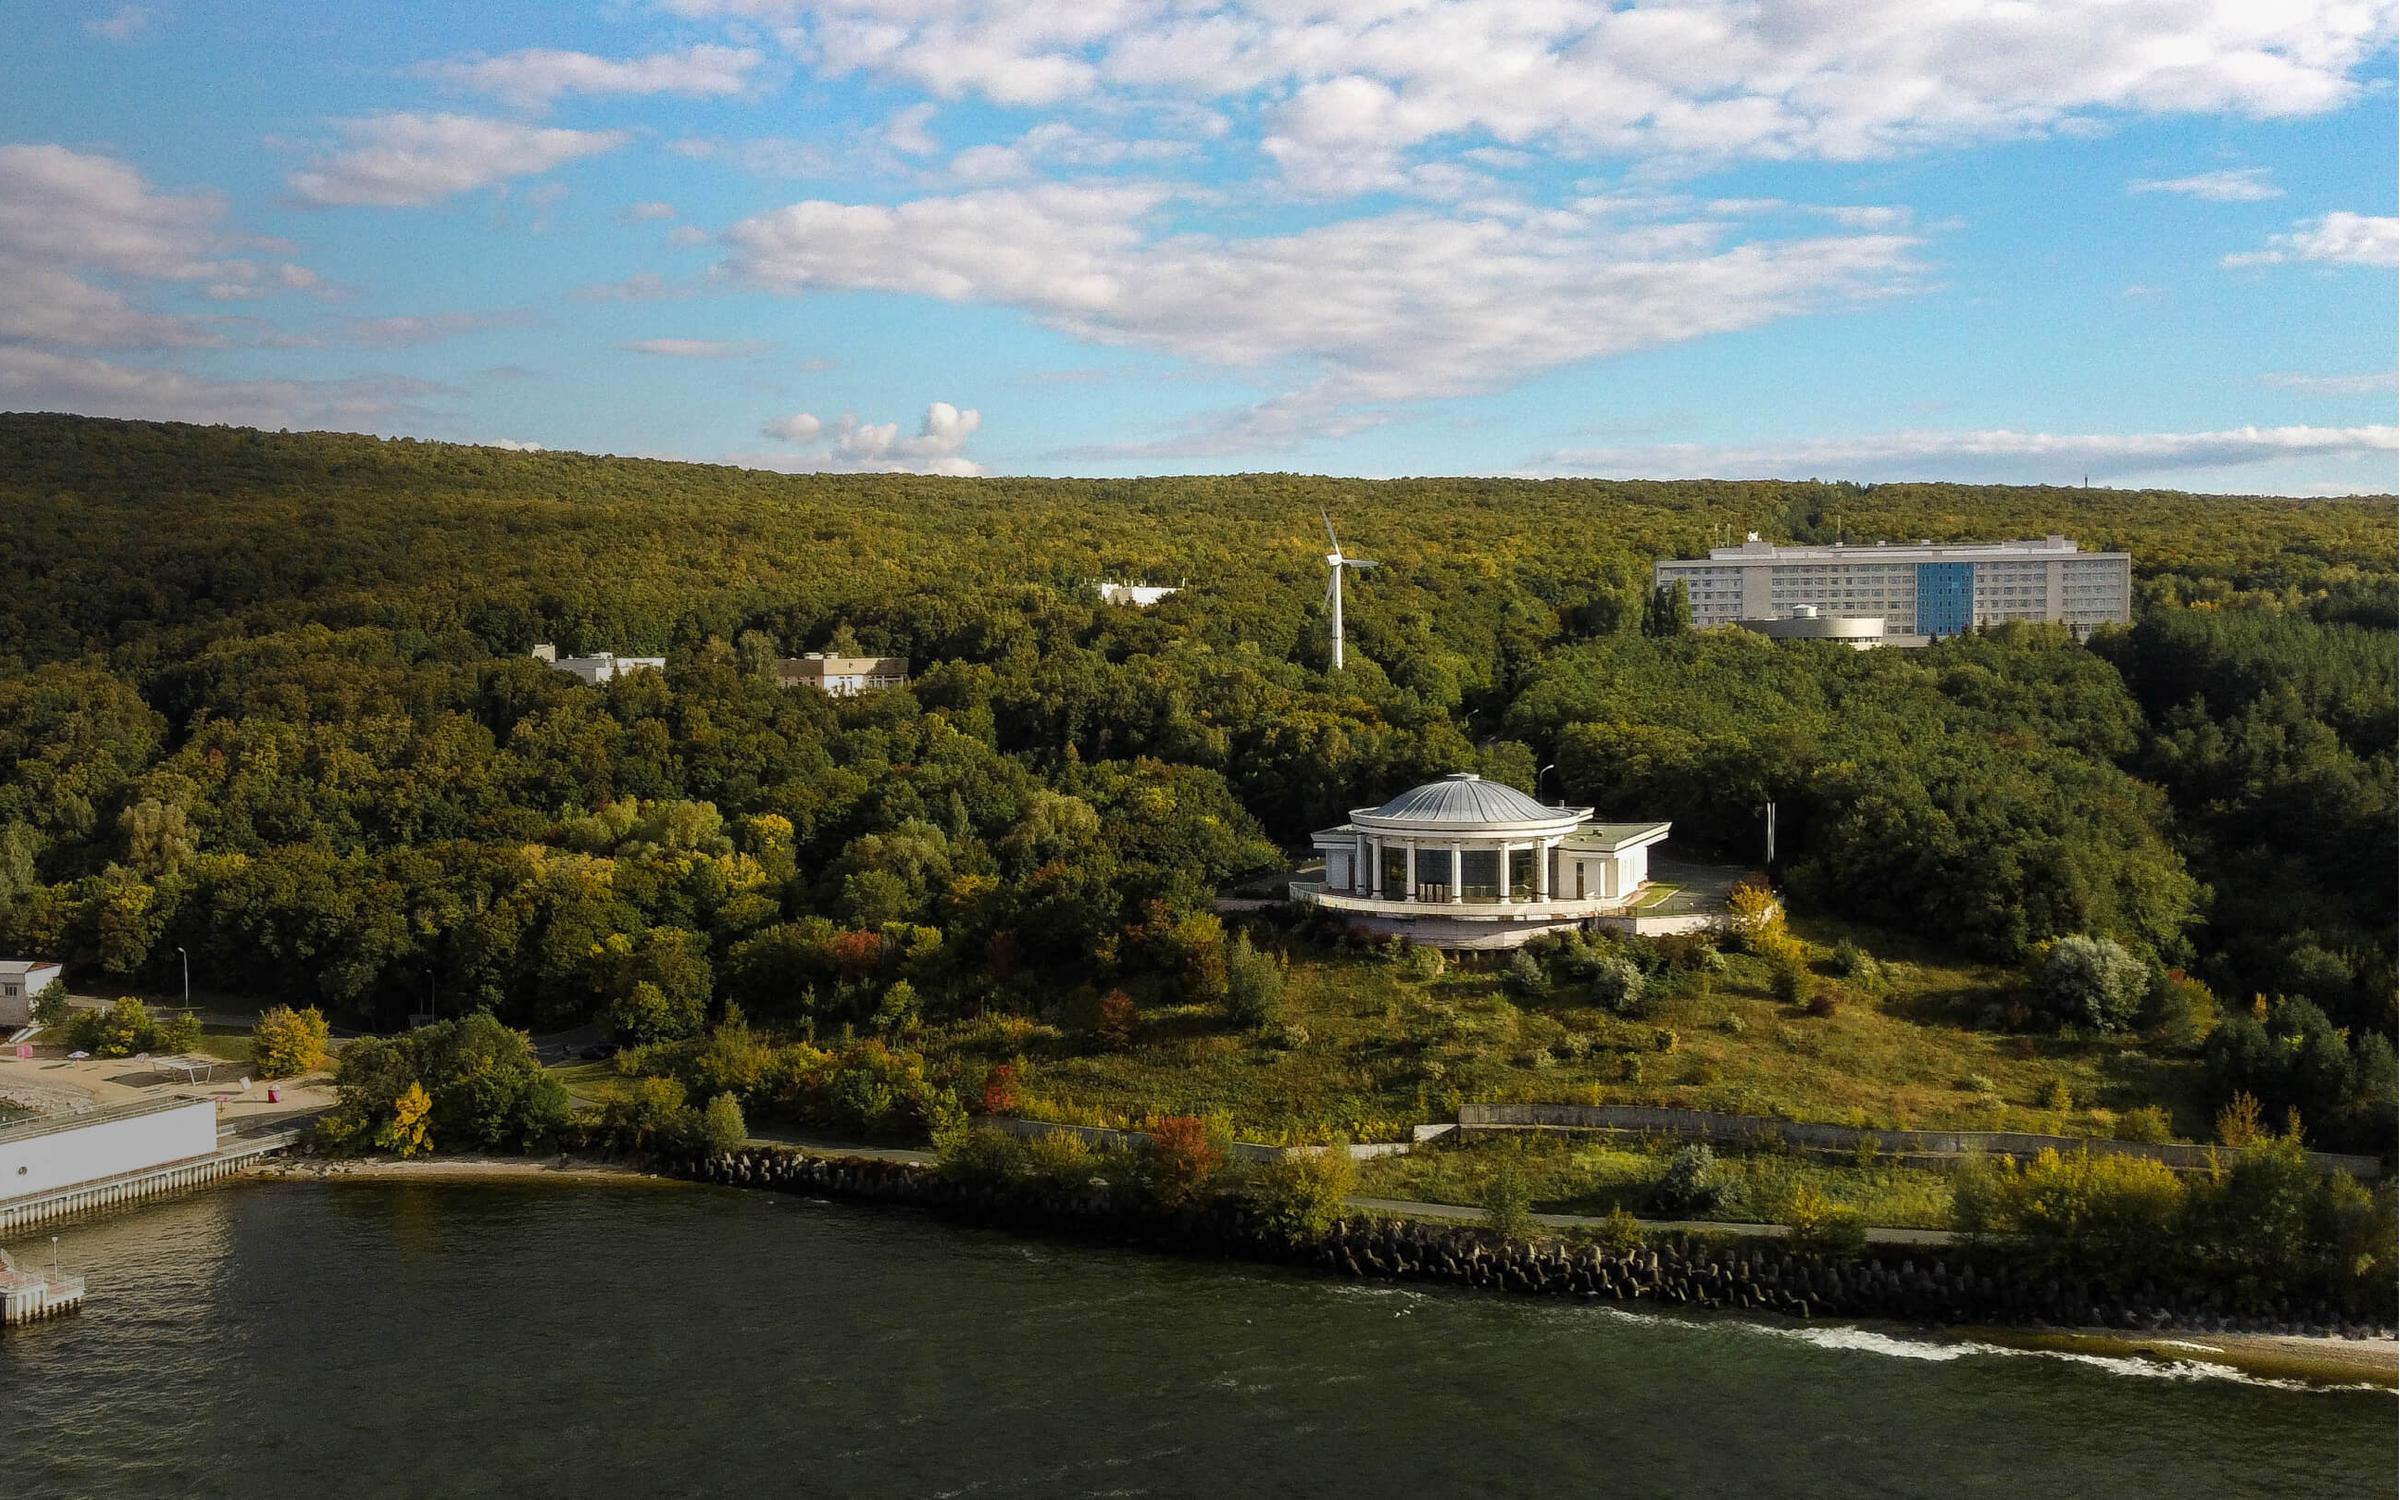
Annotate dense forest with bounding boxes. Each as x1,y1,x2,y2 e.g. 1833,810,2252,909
0,414,2391,1144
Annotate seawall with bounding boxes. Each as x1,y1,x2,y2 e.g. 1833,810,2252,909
666,1145,2399,1343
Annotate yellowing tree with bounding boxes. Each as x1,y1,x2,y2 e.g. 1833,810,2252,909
252,1005,331,1078
377,1081,433,1158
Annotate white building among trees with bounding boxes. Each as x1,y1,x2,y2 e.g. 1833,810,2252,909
1290,773,1671,951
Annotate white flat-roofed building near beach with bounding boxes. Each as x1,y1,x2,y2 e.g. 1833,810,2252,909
1288,772,1673,951
1655,534,2131,645
0,959,63,1028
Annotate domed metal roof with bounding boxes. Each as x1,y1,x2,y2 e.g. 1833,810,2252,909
1357,772,1564,827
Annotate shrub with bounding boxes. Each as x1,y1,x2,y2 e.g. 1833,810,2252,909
2214,1090,2264,1148
1095,988,1136,1049
1803,989,1840,1018
1951,1147,2185,1279
1590,954,1646,1016
376,1081,433,1158
1501,949,1546,1000
596,1075,691,1153
1399,942,1446,983
2143,968,2218,1047
1593,1205,1646,1255
2037,935,2148,1032
1769,956,1808,1005
30,979,71,1030
1144,1114,1227,1208
1224,932,1285,1029
936,1121,1026,1185
154,1008,202,1054
1829,939,1867,977
2040,1079,2074,1113
67,995,159,1058
2113,1105,2173,1144
1251,1143,1359,1243
1651,1144,1723,1215
979,1062,1021,1115
696,1091,747,1154
323,1013,570,1155
1723,881,1782,951
1782,1186,1868,1255
252,1005,331,1078
1481,1160,1534,1242
1716,1012,1747,1036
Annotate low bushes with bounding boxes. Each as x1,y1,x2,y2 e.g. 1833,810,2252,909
56,995,200,1058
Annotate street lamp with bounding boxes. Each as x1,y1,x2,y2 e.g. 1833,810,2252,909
176,946,189,1012
1536,763,1558,801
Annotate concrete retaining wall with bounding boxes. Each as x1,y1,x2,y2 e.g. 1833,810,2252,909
1456,1104,2383,1177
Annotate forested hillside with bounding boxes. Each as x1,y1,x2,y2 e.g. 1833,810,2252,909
0,413,2391,1144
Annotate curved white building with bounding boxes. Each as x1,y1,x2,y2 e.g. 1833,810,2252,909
1290,772,1671,950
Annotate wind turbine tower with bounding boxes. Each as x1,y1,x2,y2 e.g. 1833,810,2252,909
1321,510,1379,670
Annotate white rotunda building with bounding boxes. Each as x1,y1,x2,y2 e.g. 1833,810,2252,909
1290,772,1672,950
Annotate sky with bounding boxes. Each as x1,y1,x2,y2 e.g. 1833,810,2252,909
2,1,2395,493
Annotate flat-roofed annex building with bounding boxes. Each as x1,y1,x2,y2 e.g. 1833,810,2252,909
1655,534,2131,644
777,653,910,696
1289,772,1671,951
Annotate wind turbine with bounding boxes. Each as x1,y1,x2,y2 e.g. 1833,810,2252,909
1321,510,1378,670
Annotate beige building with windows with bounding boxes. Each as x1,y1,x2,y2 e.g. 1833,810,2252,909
1656,534,2131,644
777,653,910,696
1289,773,1672,950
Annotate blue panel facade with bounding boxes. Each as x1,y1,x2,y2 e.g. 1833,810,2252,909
1914,562,1975,636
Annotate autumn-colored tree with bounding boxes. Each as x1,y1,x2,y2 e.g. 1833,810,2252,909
377,1081,432,1157
1095,988,1136,1049
979,1062,1021,1115
1144,1114,1224,1208
252,1004,331,1078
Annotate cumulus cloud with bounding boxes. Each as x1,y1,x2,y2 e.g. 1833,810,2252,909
692,1,2389,188
426,44,762,110
883,102,942,156
619,338,773,357
288,113,628,207
2223,211,2400,268
759,402,986,475
0,144,329,349
725,183,1920,449
1541,424,2400,484
2129,167,2281,201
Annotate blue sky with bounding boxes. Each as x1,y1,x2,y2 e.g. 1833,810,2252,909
3,1,2394,492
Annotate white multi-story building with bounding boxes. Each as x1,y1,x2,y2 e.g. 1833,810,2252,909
777,653,910,696
1655,534,2132,644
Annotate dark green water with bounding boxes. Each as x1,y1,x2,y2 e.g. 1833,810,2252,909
3,1180,2391,1499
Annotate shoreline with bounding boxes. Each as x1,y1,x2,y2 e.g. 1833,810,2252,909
250,1149,2397,1389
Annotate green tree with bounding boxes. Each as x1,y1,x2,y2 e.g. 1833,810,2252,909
2038,936,2149,1032
252,1005,332,1077
1223,931,1284,1029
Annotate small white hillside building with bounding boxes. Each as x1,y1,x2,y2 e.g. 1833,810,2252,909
1096,582,1181,608
0,960,63,1028
1291,773,1671,951
532,644,665,685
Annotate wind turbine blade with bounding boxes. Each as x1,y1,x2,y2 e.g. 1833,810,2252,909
1321,509,1341,553
1349,558,1380,570
1325,570,1340,605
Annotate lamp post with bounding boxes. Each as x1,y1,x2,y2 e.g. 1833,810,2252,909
176,945,189,1012
1536,763,1558,801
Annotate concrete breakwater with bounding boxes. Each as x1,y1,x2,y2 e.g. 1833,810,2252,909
673,1146,2398,1343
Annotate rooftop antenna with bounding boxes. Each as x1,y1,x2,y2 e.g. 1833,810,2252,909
1321,509,1378,671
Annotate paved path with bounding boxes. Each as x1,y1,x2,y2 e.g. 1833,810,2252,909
1346,1195,1956,1245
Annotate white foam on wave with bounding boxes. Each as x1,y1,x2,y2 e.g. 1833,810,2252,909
1755,1322,2394,1395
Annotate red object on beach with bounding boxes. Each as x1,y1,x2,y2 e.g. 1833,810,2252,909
267,1087,280,1103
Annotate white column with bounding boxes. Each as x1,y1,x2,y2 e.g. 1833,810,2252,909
1449,843,1464,905
1403,842,1417,901
1535,839,1551,901
1355,834,1369,892
1498,841,1515,901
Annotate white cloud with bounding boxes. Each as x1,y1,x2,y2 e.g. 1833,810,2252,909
482,438,546,450
288,113,628,207
1542,424,2400,484
2223,211,2400,268
87,6,153,41
2263,371,2398,396
619,338,773,357
345,311,524,346
725,183,1920,448
711,1,2389,188
0,144,324,351
0,345,444,429
624,201,678,221
427,44,762,110
2129,167,2281,201
883,102,942,156
759,401,986,475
